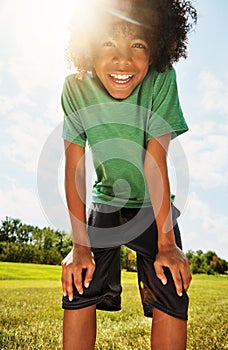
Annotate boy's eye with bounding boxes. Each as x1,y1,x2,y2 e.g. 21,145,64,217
132,42,147,49
102,41,115,47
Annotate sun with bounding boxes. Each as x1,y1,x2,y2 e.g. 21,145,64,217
16,0,94,49
22,0,100,55
8,0,111,81
27,0,75,42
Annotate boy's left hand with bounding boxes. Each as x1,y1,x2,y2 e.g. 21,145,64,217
154,245,192,296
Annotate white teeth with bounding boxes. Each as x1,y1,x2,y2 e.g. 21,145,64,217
110,74,133,80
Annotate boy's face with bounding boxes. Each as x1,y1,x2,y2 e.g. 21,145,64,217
94,21,150,99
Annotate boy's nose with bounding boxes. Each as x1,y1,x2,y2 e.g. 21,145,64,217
112,48,132,66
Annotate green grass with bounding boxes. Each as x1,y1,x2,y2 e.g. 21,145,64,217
0,262,61,281
0,262,227,349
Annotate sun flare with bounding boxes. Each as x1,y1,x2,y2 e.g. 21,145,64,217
14,0,97,50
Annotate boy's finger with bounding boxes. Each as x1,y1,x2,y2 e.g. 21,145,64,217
73,271,83,296
84,263,96,288
154,262,167,286
181,261,192,291
65,270,74,301
170,269,183,296
61,276,67,297
61,264,68,296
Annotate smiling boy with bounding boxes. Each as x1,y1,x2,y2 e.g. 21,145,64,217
61,1,197,349
94,22,150,99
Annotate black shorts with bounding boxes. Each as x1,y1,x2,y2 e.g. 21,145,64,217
62,203,189,320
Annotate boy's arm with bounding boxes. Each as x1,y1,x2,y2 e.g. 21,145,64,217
61,140,95,300
144,134,191,296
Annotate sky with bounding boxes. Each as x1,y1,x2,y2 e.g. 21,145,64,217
0,0,227,259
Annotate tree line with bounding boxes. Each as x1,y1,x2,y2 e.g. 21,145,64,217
0,217,227,274
0,217,72,265
122,247,228,275
186,249,228,275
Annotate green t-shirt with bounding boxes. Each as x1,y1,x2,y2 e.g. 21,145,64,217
62,66,188,208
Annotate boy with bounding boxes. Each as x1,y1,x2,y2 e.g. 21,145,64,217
61,1,197,349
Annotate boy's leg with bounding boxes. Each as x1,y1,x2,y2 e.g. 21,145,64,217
125,206,189,349
151,308,187,350
62,204,122,349
63,305,96,350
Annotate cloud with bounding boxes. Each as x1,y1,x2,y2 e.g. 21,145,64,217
199,70,228,115
0,184,47,228
180,192,228,259
0,177,71,231
8,53,66,94
0,0,71,95
185,192,210,219
183,122,228,189
44,95,64,125
0,94,35,115
0,61,4,85
0,0,72,229
1,111,54,172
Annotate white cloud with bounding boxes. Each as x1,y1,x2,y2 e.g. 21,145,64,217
0,94,35,115
0,184,47,228
180,192,228,259
199,70,228,115
0,0,72,94
0,179,71,231
0,60,4,85
1,111,53,172
185,192,210,219
183,122,228,189
44,95,64,125
8,53,66,94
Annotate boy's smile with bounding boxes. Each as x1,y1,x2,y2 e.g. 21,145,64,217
94,22,151,99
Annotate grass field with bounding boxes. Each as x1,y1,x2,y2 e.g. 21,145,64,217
0,262,227,350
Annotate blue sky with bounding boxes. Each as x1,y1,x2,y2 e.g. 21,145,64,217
0,1,227,259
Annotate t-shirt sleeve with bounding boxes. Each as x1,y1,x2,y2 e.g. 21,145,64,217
147,67,188,142
61,76,87,147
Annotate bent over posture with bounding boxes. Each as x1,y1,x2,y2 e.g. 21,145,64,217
61,1,197,349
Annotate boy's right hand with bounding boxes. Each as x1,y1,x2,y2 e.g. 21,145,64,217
61,245,96,301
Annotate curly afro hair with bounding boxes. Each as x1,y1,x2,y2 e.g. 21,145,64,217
66,0,197,73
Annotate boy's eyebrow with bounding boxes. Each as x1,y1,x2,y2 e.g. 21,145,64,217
106,7,152,29
103,32,147,40
130,34,147,41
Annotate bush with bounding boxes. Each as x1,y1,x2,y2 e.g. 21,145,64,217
186,249,228,275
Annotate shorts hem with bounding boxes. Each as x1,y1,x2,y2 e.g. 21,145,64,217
62,294,121,312
62,296,103,311
145,303,188,321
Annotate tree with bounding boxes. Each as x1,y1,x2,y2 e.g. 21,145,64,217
16,223,33,244
1,216,227,271
60,233,73,257
190,254,203,274
0,218,34,244
121,246,137,271
0,216,70,265
31,226,43,249
186,249,228,275
0,217,21,242
185,250,194,261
